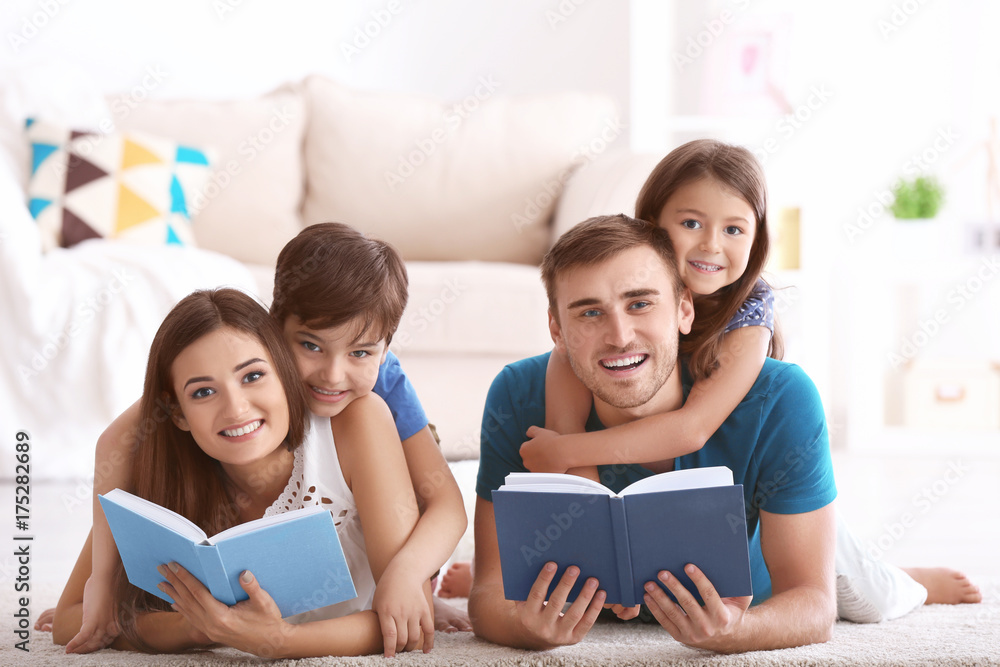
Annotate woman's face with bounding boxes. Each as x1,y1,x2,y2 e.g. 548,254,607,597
657,177,756,297
170,326,290,469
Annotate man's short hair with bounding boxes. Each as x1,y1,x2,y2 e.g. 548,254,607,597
271,222,408,345
540,214,684,314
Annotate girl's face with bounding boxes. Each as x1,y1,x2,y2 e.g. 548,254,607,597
282,315,388,419
657,177,756,297
171,327,290,469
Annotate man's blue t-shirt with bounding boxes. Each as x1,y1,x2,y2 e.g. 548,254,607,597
475,353,837,603
374,350,428,441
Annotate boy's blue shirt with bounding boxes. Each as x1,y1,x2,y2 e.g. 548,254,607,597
476,352,837,604
374,350,429,441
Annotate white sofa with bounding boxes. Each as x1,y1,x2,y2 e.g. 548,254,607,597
0,69,660,479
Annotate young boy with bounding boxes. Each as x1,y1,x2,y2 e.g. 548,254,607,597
45,223,469,657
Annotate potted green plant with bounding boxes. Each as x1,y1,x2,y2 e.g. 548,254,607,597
890,175,945,219
889,175,948,256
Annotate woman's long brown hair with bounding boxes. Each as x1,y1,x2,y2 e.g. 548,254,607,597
113,289,309,652
635,139,783,379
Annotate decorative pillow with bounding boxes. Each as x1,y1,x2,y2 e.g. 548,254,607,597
25,118,213,251
111,90,307,267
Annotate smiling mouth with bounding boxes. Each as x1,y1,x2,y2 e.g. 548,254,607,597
221,420,263,437
690,260,723,272
600,354,648,371
311,386,345,396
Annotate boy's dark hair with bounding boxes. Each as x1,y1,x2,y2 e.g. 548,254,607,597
271,222,409,345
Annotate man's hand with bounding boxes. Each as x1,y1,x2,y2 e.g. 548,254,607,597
643,564,752,653
513,562,606,649
65,575,120,653
520,426,571,474
159,564,288,657
371,561,433,657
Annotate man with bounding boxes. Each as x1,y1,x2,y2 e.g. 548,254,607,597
468,214,837,653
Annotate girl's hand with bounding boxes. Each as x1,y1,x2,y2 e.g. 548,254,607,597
65,575,120,653
158,564,291,658
604,602,642,621
520,426,570,474
372,562,433,657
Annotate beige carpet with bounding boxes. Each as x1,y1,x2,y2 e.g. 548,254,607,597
8,580,1000,666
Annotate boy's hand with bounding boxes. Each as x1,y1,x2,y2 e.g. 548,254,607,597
65,576,120,653
372,562,434,657
520,426,570,474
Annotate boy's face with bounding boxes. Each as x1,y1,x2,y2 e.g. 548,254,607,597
281,315,388,418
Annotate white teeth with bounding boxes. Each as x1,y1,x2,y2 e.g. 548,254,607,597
602,355,645,368
222,420,262,437
691,261,722,272
312,386,341,396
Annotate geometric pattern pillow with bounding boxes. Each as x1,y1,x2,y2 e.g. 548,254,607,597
25,117,214,251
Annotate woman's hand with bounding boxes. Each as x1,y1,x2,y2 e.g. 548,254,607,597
34,607,55,632
372,561,433,656
158,563,292,658
64,575,120,653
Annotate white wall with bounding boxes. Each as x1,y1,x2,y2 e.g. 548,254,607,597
2,0,630,129
631,0,1000,447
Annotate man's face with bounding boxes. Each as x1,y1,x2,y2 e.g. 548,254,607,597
549,245,694,415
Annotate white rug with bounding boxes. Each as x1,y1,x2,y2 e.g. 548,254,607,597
7,580,1000,666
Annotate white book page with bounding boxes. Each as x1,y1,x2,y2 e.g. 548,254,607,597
500,472,614,496
104,489,206,542
619,466,734,496
207,504,327,545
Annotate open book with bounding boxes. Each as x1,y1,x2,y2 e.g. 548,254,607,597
100,489,356,618
491,466,752,607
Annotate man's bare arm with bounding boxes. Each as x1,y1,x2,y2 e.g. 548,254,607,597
739,503,838,648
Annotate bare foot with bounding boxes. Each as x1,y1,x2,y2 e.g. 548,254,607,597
438,561,472,599
433,596,472,633
35,607,55,632
903,567,982,605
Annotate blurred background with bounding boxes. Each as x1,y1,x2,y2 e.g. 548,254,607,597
5,0,999,451
3,0,998,581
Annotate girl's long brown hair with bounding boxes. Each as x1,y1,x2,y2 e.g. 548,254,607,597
635,139,783,380
113,289,309,652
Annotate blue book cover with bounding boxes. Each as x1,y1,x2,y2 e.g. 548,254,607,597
99,489,356,618
492,466,752,607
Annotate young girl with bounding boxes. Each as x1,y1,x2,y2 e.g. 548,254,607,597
51,289,425,657
45,223,468,656
444,139,981,618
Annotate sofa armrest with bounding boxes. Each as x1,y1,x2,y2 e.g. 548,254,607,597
552,150,664,242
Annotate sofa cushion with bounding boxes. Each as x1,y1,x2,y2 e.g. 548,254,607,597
25,118,212,251
394,261,552,356
249,258,553,357
112,90,307,267
301,75,620,265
